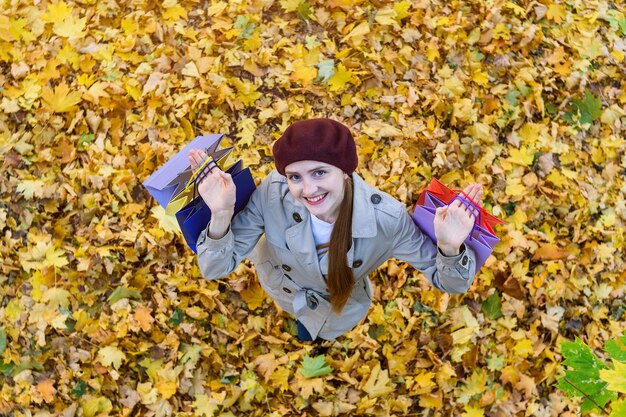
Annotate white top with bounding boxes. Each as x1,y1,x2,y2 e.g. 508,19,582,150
310,213,333,257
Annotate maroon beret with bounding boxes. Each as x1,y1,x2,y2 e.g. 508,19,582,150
272,118,358,175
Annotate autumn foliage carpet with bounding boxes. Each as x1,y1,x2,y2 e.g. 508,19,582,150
1,0,625,416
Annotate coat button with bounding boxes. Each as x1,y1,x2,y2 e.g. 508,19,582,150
282,264,291,272
461,256,468,266
370,194,381,204
283,287,292,294
293,212,302,222
352,260,363,268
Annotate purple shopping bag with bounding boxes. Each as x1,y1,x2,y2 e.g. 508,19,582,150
142,134,232,208
412,191,499,270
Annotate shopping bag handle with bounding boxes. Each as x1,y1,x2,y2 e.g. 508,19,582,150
191,156,218,200
451,189,481,207
449,194,481,242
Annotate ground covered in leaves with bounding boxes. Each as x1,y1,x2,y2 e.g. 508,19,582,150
1,0,625,416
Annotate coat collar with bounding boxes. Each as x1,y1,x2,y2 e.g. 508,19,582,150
273,170,378,276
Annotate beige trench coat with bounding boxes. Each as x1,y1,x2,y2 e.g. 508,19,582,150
197,170,477,340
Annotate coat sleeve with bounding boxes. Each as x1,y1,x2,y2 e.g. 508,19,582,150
195,175,270,280
388,210,477,293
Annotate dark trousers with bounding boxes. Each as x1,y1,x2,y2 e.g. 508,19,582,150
297,320,325,344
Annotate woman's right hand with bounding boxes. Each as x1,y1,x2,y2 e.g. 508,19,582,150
188,149,236,216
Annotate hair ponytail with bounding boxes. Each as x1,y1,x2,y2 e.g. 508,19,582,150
327,176,354,314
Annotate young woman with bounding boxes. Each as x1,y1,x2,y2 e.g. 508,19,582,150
188,118,482,342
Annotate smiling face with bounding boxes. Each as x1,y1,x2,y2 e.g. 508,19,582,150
284,160,349,223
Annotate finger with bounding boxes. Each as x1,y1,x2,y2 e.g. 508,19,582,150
199,160,221,183
189,149,204,169
435,206,448,221
461,183,475,196
474,188,483,207
463,183,479,201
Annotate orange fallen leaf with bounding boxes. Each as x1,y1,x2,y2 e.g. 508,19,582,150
532,243,570,261
37,380,56,403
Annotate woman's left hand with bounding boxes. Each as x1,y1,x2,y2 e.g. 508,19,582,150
433,183,483,256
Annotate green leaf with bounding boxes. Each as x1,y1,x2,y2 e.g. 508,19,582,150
612,305,625,321
316,59,335,83
368,324,385,340
482,293,503,320
505,90,520,107
487,354,504,371
284,317,298,336
11,360,44,376
71,380,87,398
0,361,14,377
107,287,141,305
605,334,626,362
563,91,602,127
300,354,333,379
234,15,255,39
297,1,312,20
558,338,617,413
77,133,95,151
0,328,6,355
168,308,184,327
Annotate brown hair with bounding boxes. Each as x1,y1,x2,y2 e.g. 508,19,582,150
327,176,354,314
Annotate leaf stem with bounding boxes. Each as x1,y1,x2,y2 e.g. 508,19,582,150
562,377,608,415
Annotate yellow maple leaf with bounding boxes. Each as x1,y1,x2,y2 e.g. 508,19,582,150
163,3,188,23
97,346,126,370
182,62,200,78
42,82,82,113
240,281,267,310
280,0,301,12
232,79,261,106
507,147,535,166
426,42,440,62
600,360,626,394
193,394,219,417
53,14,87,38
150,205,181,234
16,179,45,199
291,61,318,86
83,82,110,104
441,76,466,96
42,287,71,309
121,17,138,35
546,3,565,22
462,370,487,396
374,9,399,27
236,117,257,147
328,63,352,92
363,363,394,397
271,366,291,392
472,70,489,86
394,1,411,20
513,338,534,357
342,21,370,45
462,405,485,417
253,353,278,382
157,379,178,399
10,18,36,42
81,396,113,417
505,178,525,197
43,2,73,22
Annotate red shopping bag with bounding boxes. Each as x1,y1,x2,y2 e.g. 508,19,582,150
416,178,505,234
